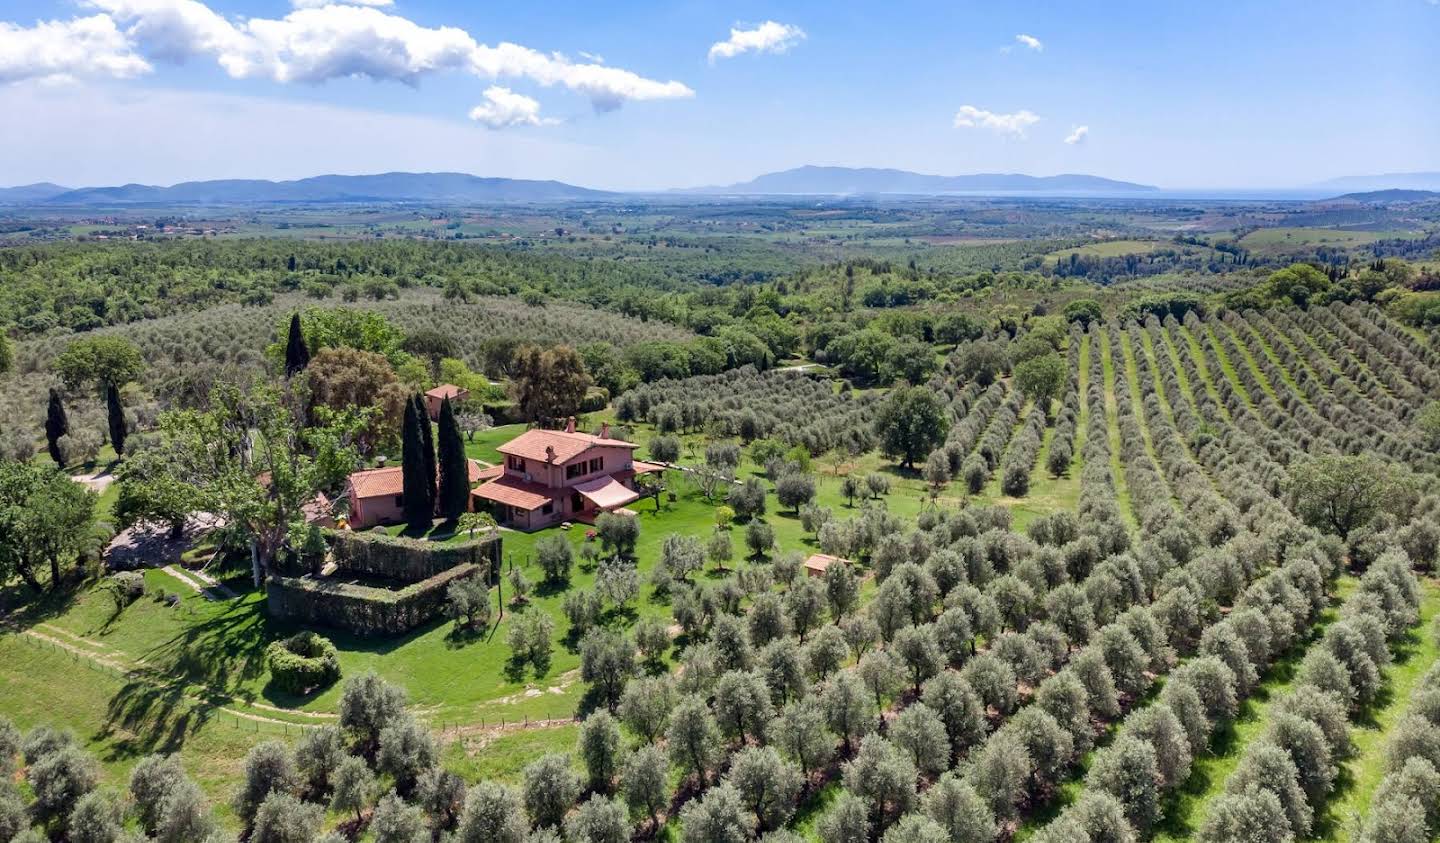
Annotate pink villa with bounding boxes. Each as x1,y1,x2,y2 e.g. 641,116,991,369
472,418,664,530
345,458,486,529
423,384,469,421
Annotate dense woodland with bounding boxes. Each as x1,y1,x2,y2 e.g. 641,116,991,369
1,199,1439,843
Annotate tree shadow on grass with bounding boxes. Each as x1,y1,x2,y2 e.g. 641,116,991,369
0,581,84,628
503,652,549,685
444,621,488,650
100,673,220,763
534,577,570,600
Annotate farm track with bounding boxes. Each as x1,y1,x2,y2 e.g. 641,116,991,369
3,620,336,729
1098,326,1139,528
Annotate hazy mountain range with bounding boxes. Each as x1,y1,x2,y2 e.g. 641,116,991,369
679,166,1158,195
0,172,614,206
3,167,1439,206
1312,172,1440,193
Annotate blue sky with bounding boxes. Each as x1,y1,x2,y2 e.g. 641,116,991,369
0,0,1436,189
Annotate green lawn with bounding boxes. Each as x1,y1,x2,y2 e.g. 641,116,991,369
462,422,528,465
0,634,287,831
1237,226,1422,253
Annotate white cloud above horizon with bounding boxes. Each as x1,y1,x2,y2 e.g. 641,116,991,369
1015,33,1043,51
709,21,805,63
1065,125,1089,145
291,0,393,7
0,14,151,84
469,85,558,129
1,0,693,115
953,105,1040,137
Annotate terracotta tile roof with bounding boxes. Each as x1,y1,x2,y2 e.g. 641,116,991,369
497,428,639,464
349,459,485,500
349,466,403,499
631,460,667,474
472,475,558,511
425,383,468,399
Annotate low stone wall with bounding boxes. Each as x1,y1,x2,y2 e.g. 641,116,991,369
328,529,500,582
267,563,480,637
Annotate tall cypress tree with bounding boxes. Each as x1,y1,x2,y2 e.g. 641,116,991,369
401,399,431,531
105,382,127,456
284,312,310,378
414,394,438,508
45,388,68,465
436,397,470,522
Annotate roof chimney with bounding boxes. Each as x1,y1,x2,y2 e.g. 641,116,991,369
545,445,556,462
565,416,576,434
600,421,611,439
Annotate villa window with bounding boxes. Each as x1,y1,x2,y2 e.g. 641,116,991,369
566,462,585,479
588,457,604,473
507,456,525,471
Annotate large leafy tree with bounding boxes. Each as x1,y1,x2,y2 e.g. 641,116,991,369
305,347,409,454
874,386,950,469
0,461,96,591
55,336,144,394
1014,353,1066,419
114,382,363,584
55,336,144,460
1287,453,1414,540
274,308,408,367
510,344,591,426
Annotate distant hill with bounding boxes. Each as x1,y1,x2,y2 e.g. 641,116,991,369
26,172,615,206
1325,188,1440,203
1312,172,1440,193
681,165,1158,195
0,183,72,203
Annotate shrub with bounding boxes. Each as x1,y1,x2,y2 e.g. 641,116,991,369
266,632,342,695
106,571,145,610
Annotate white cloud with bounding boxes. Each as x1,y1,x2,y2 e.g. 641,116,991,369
54,0,694,113
0,14,151,84
468,85,557,129
708,21,805,63
1015,33,1043,51
1064,125,1090,145
952,105,1040,137
578,51,604,64
291,0,393,7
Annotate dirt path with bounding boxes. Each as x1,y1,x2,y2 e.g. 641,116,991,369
162,565,239,601
7,624,331,730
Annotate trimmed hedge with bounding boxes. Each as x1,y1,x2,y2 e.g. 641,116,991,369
267,563,482,637
265,631,341,694
327,530,500,583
